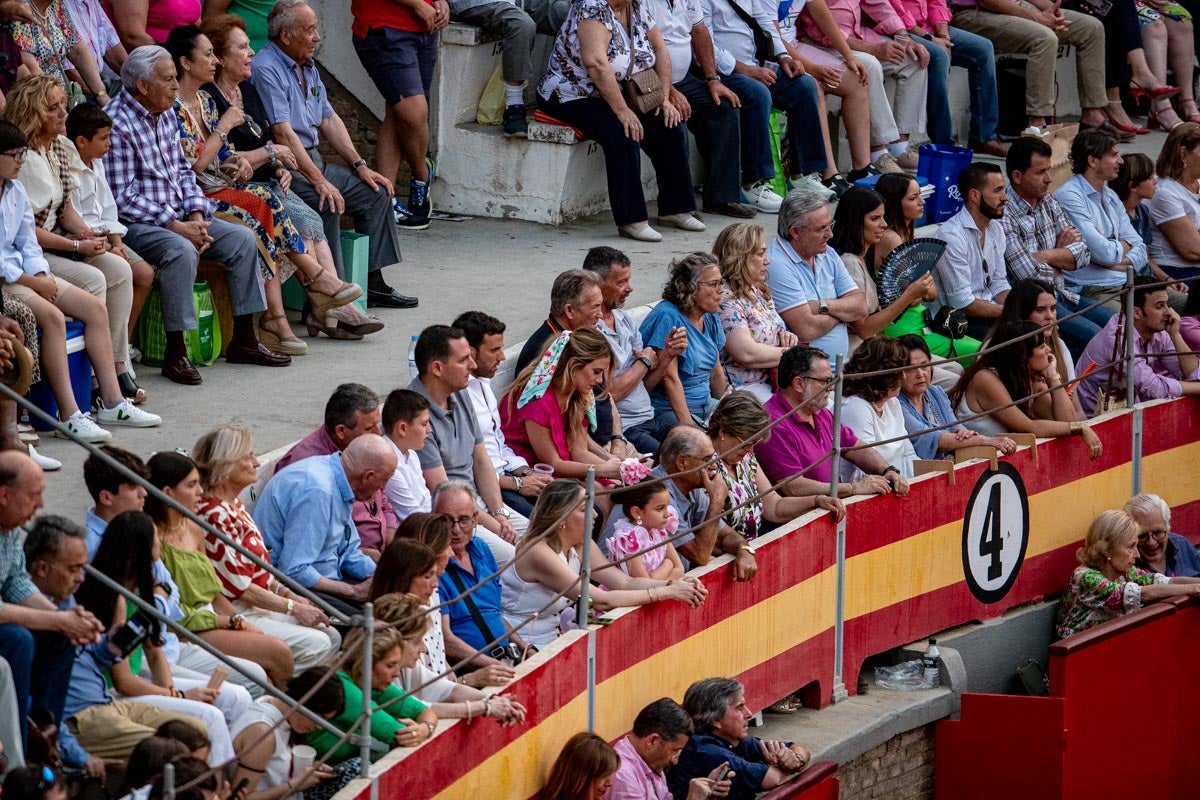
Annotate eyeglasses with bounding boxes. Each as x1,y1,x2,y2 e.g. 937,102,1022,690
1137,529,1169,544
802,222,834,235
1,147,27,161
697,278,723,289
801,375,837,390
448,515,476,530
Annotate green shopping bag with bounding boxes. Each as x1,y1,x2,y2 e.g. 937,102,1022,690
136,280,222,367
768,109,788,199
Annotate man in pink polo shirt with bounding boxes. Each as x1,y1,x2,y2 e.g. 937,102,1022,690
754,345,910,499
606,698,733,800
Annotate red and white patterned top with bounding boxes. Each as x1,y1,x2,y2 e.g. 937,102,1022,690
199,496,274,600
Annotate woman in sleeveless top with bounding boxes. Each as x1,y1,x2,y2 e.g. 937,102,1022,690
501,480,707,649
949,321,1103,459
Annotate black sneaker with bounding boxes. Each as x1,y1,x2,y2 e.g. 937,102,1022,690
394,180,431,231
503,104,528,137
822,174,853,198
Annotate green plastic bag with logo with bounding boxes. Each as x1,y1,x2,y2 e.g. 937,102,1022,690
137,280,221,367
768,109,788,199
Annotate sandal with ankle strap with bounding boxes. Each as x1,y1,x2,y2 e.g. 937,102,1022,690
258,313,308,356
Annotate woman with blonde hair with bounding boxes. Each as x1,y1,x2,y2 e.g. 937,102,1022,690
500,327,623,482
309,595,438,764
712,223,798,402
1056,509,1200,638
501,480,707,649
192,425,340,671
541,732,620,800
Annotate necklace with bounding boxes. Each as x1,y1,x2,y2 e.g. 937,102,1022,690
28,0,51,24
159,518,188,536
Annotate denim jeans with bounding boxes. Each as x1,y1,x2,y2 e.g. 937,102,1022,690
721,71,775,184
916,29,1000,144
0,623,75,751
1057,295,1115,356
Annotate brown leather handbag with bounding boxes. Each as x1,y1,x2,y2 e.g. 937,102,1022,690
623,68,664,114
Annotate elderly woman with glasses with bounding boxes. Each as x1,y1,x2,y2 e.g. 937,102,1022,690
1126,493,1200,577
708,391,843,540
640,252,728,428
1056,509,1200,639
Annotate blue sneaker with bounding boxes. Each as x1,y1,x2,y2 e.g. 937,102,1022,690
395,180,431,230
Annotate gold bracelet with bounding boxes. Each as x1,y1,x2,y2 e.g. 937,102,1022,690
1069,421,1083,435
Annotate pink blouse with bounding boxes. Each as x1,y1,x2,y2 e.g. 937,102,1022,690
499,390,577,465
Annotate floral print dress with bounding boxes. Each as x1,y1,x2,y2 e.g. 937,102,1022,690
608,505,679,575
12,0,80,89
719,286,788,392
537,0,656,102
1055,565,1170,639
175,91,302,281
716,452,764,540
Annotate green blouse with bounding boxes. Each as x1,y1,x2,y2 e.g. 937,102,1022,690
159,542,223,632
308,672,430,764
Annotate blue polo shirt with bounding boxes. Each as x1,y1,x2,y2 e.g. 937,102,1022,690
438,536,509,652
668,732,772,800
640,300,726,417
1135,532,1200,578
250,42,334,149
765,237,858,361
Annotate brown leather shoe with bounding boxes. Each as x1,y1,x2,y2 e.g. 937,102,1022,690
971,139,1011,158
225,342,291,367
703,202,758,219
161,354,202,385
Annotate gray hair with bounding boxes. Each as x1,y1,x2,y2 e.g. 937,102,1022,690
267,0,311,42
121,45,172,92
683,677,744,733
549,270,601,318
1124,493,1172,528
324,383,380,433
24,514,86,566
657,425,710,472
431,478,478,510
777,189,831,240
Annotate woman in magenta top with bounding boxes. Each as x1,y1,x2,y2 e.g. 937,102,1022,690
499,328,623,485
107,0,200,46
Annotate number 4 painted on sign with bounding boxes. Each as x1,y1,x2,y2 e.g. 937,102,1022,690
961,463,1030,604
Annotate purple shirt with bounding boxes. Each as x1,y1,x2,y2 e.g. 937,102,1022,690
1074,314,1200,416
754,392,858,485
274,427,398,552
606,736,669,800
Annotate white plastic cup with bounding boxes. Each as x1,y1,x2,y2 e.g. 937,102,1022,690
291,744,316,776
533,463,554,477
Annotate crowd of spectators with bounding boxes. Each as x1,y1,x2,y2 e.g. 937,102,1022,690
0,0,1198,794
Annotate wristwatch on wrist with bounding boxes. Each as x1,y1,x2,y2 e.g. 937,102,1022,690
882,465,900,479
818,300,829,315
492,506,510,519
229,613,246,630
637,355,653,370
512,475,523,493
705,74,721,83
351,158,368,170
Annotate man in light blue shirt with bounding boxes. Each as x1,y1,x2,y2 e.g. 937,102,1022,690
1054,129,1146,314
254,435,396,616
766,190,866,362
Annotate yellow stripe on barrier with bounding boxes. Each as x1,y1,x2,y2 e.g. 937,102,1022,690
432,565,838,800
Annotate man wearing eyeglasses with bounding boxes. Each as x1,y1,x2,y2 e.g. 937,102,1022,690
1127,493,1200,578
756,345,911,498
767,190,867,363
932,161,1012,341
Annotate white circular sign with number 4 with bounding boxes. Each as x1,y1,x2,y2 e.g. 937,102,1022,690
961,462,1030,604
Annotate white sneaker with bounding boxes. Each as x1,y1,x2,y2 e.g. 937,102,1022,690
97,398,162,428
786,173,836,201
742,180,785,212
28,444,61,471
57,410,112,442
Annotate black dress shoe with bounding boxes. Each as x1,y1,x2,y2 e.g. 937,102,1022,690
225,342,291,367
367,288,419,309
161,354,202,385
703,202,757,219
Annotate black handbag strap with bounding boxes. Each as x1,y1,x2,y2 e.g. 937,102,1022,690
446,565,502,646
726,0,777,62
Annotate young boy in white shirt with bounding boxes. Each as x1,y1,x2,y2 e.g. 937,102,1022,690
383,388,434,522
66,102,154,352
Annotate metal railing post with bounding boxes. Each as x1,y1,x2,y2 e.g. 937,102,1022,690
359,602,374,779
1125,268,1137,410
579,467,596,732
829,354,848,703
163,761,175,800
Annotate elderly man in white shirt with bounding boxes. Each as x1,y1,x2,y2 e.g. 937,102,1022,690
452,310,546,525
933,161,1012,340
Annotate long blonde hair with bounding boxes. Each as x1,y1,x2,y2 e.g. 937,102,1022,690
712,223,769,301
3,75,64,148
504,328,613,448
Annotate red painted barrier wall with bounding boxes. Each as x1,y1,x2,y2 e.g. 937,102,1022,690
935,597,1200,799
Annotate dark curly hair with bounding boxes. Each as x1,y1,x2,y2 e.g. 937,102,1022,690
843,337,908,403
662,252,720,314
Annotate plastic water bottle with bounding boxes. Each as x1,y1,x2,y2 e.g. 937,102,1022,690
408,334,420,381
923,639,941,688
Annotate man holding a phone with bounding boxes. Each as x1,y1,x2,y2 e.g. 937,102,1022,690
608,697,734,800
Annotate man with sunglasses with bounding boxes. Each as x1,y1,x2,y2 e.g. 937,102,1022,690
756,345,911,498
767,190,866,363
932,161,1012,341
1128,494,1200,578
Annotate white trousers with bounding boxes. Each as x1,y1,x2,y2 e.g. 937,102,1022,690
176,643,268,699
236,606,341,672
125,695,234,766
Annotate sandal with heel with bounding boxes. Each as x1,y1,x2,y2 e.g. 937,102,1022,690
258,313,308,356
303,302,363,340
